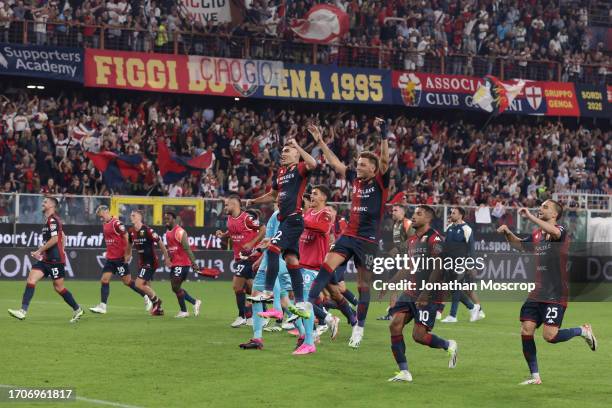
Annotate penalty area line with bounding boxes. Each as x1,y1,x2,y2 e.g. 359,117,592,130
0,384,145,408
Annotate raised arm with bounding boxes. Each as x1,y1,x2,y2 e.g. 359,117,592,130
247,189,277,207
307,124,347,178
518,208,562,240
374,117,390,174
287,138,317,170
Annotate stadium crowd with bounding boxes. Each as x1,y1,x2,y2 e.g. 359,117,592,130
0,0,608,82
1,89,610,209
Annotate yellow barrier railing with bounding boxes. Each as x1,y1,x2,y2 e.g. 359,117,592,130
110,196,205,227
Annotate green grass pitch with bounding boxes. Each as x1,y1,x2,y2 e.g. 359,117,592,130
1,280,611,408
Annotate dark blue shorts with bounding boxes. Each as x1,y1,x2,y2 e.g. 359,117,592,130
33,261,65,280
330,235,378,271
234,260,255,279
103,260,129,277
389,301,439,330
170,265,190,281
272,213,304,257
520,301,566,328
136,265,155,281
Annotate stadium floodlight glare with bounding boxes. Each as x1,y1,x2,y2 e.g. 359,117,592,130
37,85,45,89
26,85,36,89
234,97,240,101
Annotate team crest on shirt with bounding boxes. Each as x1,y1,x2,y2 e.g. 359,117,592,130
421,235,428,242
140,230,145,237
547,319,554,324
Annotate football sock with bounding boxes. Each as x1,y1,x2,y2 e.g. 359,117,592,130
548,327,582,343
101,282,110,304
357,287,370,327
59,288,79,311
176,289,187,312
183,290,196,305
235,289,246,318
522,335,539,374
128,281,146,297
253,302,264,339
21,283,35,311
391,334,408,371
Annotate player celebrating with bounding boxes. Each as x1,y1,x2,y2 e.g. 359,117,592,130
127,209,171,316
497,200,597,385
388,205,458,382
246,138,317,315
164,212,202,318
8,197,84,323
239,207,294,350
304,119,389,348
217,195,265,328
377,204,413,321
90,205,150,315
441,206,484,323
299,202,354,341
292,185,336,355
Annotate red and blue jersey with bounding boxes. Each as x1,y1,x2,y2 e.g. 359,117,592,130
405,228,444,301
42,214,66,264
343,169,390,242
128,224,160,269
523,225,569,306
272,162,312,220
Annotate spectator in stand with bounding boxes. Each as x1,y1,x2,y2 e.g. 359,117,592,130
0,0,608,82
0,87,609,205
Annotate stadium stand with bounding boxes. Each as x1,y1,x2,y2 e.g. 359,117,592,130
1,88,609,207
0,0,609,83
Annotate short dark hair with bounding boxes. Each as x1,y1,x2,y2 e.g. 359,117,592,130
359,151,379,172
548,199,563,220
452,206,466,218
96,204,109,214
164,211,177,219
312,184,331,201
417,205,435,219
228,194,241,206
131,209,144,218
45,196,59,208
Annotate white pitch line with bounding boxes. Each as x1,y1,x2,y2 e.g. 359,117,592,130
0,385,145,408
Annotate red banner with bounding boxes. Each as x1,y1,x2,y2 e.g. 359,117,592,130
84,48,241,97
540,81,580,116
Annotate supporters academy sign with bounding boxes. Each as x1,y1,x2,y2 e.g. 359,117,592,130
0,43,83,82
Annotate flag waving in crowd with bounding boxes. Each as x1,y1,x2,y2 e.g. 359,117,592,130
473,75,526,115
156,140,214,184
291,4,349,44
85,151,143,189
